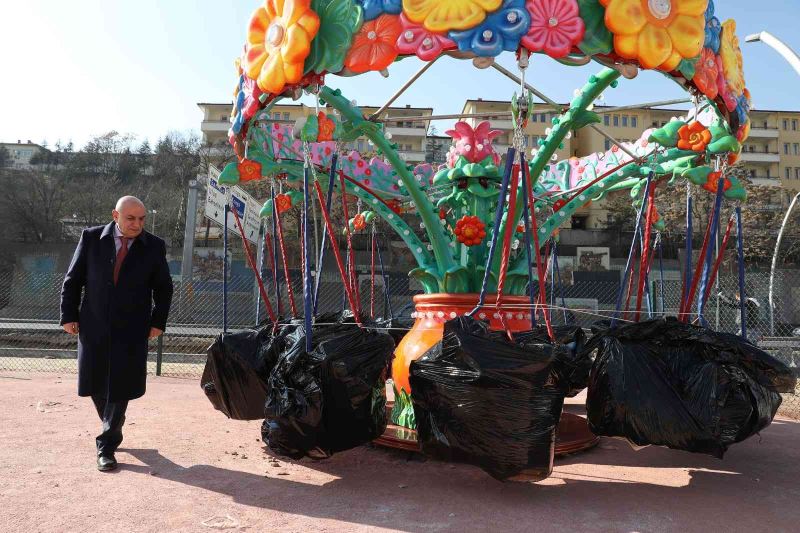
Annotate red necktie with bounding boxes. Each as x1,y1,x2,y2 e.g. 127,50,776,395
113,237,130,285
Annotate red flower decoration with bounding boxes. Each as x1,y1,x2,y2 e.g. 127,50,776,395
237,159,262,182
702,171,732,193
439,208,448,220
275,193,292,214
454,215,486,246
317,112,335,141
677,122,712,152
516,223,525,233
693,48,720,100
344,14,402,74
553,199,567,212
352,213,366,231
387,199,403,214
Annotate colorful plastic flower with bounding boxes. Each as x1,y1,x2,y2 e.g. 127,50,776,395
237,159,263,182
449,0,530,57
356,0,402,21
736,119,750,143
445,121,503,167
396,13,456,61
404,0,503,33
716,64,738,112
702,171,731,193
719,19,744,96
692,48,719,100
352,213,367,231
243,0,321,95
677,121,712,152
275,193,292,214
703,1,721,53
344,14,402,73
521,0,585,58
317,112,336,141
599,0,706,71
454,215,487,246
736,93,749,125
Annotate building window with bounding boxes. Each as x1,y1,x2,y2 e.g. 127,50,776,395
786,168,791,180
794,119,798,131
784,119,789,130
604,139,611,150
273,112,281,120
571,215,588,230
358,140,364,152
603,115,609,126
631,116,638,128
613,115,619,127
283,112,290,121
794,143,799,155
652,121,658,127
661,121,667,127
785,143,790,155
539,113,546,122
622,115,628,127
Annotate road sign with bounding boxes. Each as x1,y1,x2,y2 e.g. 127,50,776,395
203,167,262,245
204,167,228,227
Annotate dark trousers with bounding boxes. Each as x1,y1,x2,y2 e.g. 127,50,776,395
91,395,128,456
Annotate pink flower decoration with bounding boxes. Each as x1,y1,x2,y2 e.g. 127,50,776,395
396,14,455,62
445,121,503,167
521,0,584,59
241,76,263,122
716,65,738,112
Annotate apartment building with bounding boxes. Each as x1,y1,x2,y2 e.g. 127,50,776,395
0,141,47,169
197,102,432,164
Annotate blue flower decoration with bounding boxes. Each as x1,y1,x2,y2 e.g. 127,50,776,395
736,94,749,125
231,75,246,135
704,1,721,54
355,0,401,21
448,0,530,58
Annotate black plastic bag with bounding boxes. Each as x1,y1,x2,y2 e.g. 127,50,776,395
201,326,285,420
409,317,591,481
585,317,796,458
262,312,395,459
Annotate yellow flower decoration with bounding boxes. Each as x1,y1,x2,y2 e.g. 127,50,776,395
719,19,744,96
243,0,321,95
599,0,707,71
402,0,502,33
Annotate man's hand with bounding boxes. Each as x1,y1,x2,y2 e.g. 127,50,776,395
149,327,164,339
63,322,79,335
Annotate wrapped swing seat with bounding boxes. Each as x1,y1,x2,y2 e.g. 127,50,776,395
584,317,796,458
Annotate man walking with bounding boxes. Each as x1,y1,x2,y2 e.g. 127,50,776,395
60,196,173,471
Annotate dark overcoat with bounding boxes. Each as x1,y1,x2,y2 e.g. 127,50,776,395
60,222,174,402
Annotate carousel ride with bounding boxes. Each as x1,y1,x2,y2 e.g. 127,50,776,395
201,0,796,482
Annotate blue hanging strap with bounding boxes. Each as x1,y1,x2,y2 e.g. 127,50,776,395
270,185,282,316
697,175,726,327
223,203,229,333
313,154,338,314
468,147,516,317
735,205,748,340
518,154,537,329
302,164,314,351
611,172,652,328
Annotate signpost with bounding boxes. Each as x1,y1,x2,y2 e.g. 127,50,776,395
204,167,262,245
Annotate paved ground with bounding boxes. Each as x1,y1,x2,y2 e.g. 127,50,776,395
1,372,799,533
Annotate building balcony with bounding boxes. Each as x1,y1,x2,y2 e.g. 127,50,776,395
749,176,782,187
740,151,780,163
399,150,426,162
749,127,780,139
386,126,427,137
201,120,231,132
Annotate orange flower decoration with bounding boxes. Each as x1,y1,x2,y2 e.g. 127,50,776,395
237,159,262,182
454,215,486,246
352,213,366,231
243,0,320,95
275,193,292,214
317,112,335,141
677,121,712,152
702,171,731,193
693,48,719,100
344,14,402,74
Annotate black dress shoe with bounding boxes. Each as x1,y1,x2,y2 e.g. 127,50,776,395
97,454,117,472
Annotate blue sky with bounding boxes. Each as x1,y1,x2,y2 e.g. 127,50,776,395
3,0,800,148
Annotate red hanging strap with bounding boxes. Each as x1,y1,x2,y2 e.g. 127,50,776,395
274,205,298,317
314,181,363,326
680,202,717,322
495,164,521,337
634,181,657,321
232,207,277,323
701,214,735,308
338,173,360,315
522,162,555,341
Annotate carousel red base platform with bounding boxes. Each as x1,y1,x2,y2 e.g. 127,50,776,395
374,403,600,457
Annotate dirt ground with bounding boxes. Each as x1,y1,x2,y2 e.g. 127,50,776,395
2,373,799,533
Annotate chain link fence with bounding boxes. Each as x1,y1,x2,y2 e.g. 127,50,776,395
0,235,798,418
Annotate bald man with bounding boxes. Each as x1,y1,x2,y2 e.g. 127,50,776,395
60,196,174,471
